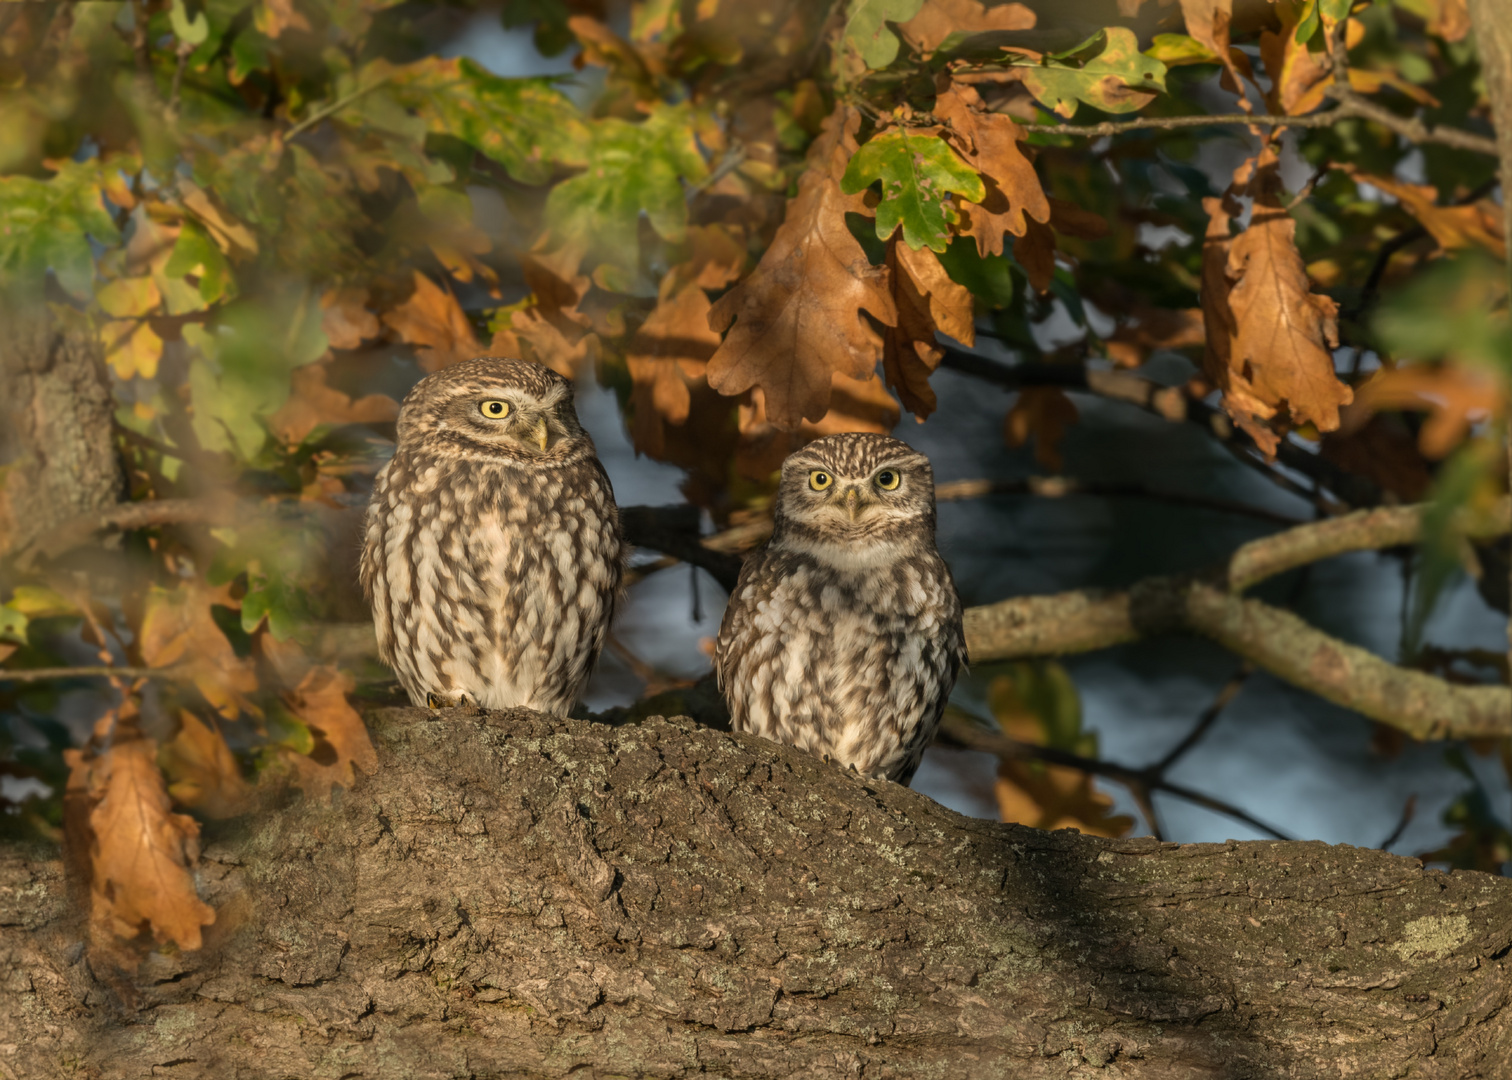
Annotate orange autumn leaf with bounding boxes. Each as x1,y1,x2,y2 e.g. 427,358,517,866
1335,166,1504,257
382,271,483,372
1178,0,1251,110
1013,198,1108,294
1351,365,1505,459
269,360,400,445
1004,385,1079,472
178,179,259,256
707,106,898,428
898,0,1036,56
489,247,602,379
255,0,311,39
280,665,378,798
160,710,254,819
883,238,975,418
321,287,381,350
138,583,260,720
934,79,1050,258
1105,306,1205,368
736,371,900,479
1200,149,1351,458
626,276,722,458
100,318,164,380
995,759,1135,838
68,720,216,950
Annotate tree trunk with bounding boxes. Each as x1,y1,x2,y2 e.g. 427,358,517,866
2,708,1510,1079
0,307,122,558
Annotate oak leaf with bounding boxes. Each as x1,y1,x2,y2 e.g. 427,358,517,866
1105,306,1205,368
138,583,260,721
1004,385,1078,471
320,287,380,350
843,0,927,69
842,126,985,252
160,710,254,819
1009,28,1166,119
934,79,1050,258
1200,150,1351,458
626,277,722,458
1013,198,1107,294
268,360,399,445
68,717,216,950
1177,0,1251,110
898,0,1035,56
382,271,482,372
1336,166,1504,257
883,238,975,417
736,372,901,479
100,319,164,381
707,107,899,427
1351,365,1503,459
280,665,378,798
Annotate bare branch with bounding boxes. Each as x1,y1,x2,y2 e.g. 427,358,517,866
0,665,191,684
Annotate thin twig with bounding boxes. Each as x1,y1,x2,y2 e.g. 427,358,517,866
1003,99,1497,157
939,712,1293,840
1153,662,1254,773
286,75,393,139
935,477,1306,527
1378,794,1418,852
0,666,192,684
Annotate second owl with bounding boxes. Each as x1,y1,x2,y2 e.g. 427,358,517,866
714,433,966,785
361,357,623,715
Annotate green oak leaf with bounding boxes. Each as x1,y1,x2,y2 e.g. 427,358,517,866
0,160,122,300
1014,27,1168,119
0,604,28,645
843,0,926,70
840,129,985,252
545,104,708,290
170,0,210,45
393,57,590,185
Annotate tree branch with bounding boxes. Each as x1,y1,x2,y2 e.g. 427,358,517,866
1005,99,1498,157
0,665,191,684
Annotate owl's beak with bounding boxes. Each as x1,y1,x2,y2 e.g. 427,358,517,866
841,486,865,521
532,415,551,451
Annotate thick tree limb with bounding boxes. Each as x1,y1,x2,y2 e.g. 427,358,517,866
3,709,1510,1079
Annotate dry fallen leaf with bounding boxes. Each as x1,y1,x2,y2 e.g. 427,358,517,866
67,713,216,950
1200,149,1351,458
268,360,399,445
280,665,378,798
934,79,1050,258
382,271,483,372
160,710,254,819
898,0,1036,56
1004,386,1079,471
995,758,1135,838
707,106,898,428
138,583,260,721
883,238,975,417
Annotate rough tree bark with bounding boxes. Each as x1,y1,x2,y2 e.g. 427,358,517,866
3,708,1510,1079
0,306,123,558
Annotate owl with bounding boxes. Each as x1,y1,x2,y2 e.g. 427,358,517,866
360,357,623,715
714,433,966,785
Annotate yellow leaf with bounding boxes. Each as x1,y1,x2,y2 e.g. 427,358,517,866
101,319,164,380
160,710,254,819
96,275,161,317
178,179,259,256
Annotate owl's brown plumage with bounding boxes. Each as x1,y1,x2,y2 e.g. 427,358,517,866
360,357,623,715
714,433,966,785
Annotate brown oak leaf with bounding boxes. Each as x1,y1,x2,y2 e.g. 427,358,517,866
706,106,898,428
138,583,259,721
1004,385,1079,471
67,712,216,950
899,0,1036,56
1105,306,1205,368
280,665,378,798
320,287,380,350
1014,198,1109,294
1335,166,1504,257
736,372,901,479
935,79,1050,258
1177,0,1251,110
268,361,399,445
382,271,482,372
1349,365,1504,459
1200,149,1351,458
883,238,975,417
626,276,723,458
160,710,254,820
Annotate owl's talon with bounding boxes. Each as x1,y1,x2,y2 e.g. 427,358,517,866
426,692,446,710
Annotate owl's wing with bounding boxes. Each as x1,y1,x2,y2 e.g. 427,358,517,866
712,551,766,693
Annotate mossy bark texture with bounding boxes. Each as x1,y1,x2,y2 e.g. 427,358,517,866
3,709,1511,1079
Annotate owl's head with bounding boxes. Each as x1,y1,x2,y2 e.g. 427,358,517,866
395,357,594,464
771,433,938,562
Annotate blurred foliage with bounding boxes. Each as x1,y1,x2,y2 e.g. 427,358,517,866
0,0,1508,950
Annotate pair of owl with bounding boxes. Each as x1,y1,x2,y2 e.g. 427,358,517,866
361,358,967,786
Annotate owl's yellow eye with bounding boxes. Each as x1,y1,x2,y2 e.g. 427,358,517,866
808,470,833,491
874,469,900,490
480,400,510,419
